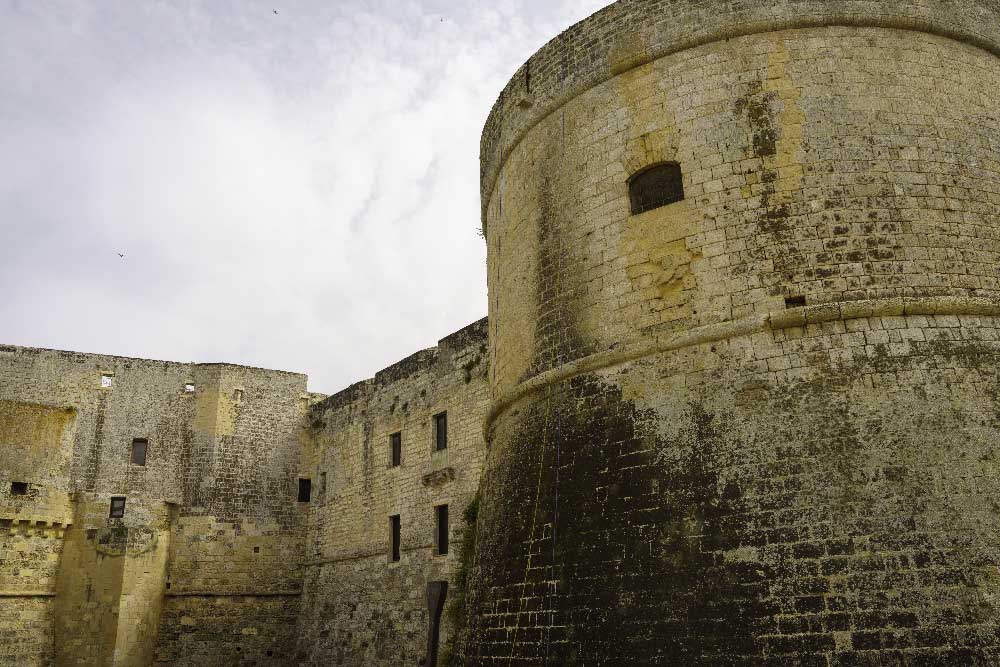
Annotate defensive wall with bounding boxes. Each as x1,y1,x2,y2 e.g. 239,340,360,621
8,0,1000,665
295,317,489,666
460,0,1000,665
0,345,314,667
0,318,488,667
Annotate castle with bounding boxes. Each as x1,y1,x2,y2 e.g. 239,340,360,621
5,0,1000,665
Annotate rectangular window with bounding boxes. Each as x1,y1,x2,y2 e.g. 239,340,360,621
390,514,401,562
100,374,114,388
434,412,448,451
298,478,312,503
110,497,126,518
131,439,148,466
390,432,402,467
319,472,327,497
10,482,28,496
435,504,449,556
785,295,807,308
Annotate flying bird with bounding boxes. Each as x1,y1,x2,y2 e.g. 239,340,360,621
273,9,278,14
117,253,125,259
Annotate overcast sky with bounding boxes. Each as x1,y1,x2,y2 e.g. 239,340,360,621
0,0,607,394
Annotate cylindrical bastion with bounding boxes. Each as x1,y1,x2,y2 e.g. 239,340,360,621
461,0,1000,665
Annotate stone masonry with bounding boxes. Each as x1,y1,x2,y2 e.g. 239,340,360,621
0,319,488,667
460,0,1000,665
7,0,1000,665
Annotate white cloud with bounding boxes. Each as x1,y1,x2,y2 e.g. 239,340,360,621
0,0,608,393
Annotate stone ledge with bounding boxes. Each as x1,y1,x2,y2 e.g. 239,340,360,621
421,467,456,487
485,295,1000,435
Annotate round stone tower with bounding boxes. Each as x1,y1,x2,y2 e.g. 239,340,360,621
461,1,1000,664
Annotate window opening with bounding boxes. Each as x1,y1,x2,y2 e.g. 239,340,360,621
131,438,148,466
110,497,126,518
435,504,449,556
319,472,327,498
391,432,402,467
434,413,448,451
233,388,244,402
10,482,28,496
184,383,196,393
101,374,114,388
297,478,311,503
628,163,684,214
785,295,807,308
390,515,401,562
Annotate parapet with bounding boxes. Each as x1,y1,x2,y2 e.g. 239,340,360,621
314,317,488,414
481,0,1000,222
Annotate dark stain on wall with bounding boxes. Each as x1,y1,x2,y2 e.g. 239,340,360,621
461,375,767,666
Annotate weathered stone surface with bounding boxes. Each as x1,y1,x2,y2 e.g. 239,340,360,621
8,1,1000,665
294,318,489,667
461,1,1000,665
0,347,312,666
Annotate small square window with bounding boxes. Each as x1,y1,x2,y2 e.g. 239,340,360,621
390,515,401,563
10,482,28,496
110,497,126,518
101,374,114,388
785,295,807,309
297,478,311,503
184,383,196,393
390,432,402,467
435,504,449,556
434,413,448,451
131,439,148,466
233,388,244,402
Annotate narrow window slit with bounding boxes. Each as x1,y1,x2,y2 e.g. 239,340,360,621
297,478,311,503
435,504,449,556
390,515,401,563
434,413,448,451
390,432,402,467
131,438,148,466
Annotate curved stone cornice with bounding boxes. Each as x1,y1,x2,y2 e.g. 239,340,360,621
484,295,1000,436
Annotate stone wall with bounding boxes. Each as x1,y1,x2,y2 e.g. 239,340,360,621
464,1,1000,665
0,345,311,666
295,318,489,667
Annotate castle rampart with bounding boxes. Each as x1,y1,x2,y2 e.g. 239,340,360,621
0,345,313,666
7,1,1000,665
295,318,489,666
463,0,1000,664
